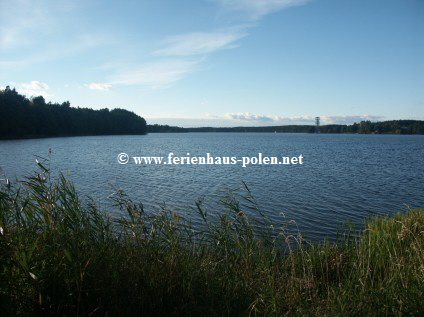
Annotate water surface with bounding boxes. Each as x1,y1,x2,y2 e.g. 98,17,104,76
1,133,423,241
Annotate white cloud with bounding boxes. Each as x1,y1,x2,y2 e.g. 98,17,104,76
218,0,309,19
154,28,247,56
225,112,283,122
109,59,201,89
223,113,384,125
320,115,384,125
17,81,50,98
224,112,315,123
87,83,112,91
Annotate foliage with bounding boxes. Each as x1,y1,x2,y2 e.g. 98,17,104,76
0,86,147,138
0,163,423,316
184,120,424,134
147,124,186,133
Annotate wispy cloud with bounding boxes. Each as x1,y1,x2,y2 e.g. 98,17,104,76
17,81,50,98
86,0,308,90
108,59,201,89
218,0,309,19
97,26,247,89
86,0,309,90
154,28,247,56
109,27,247,89
87,83,112,91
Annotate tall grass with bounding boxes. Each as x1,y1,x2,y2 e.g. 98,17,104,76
0,161,423,316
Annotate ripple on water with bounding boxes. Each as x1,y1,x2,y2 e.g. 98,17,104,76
0,133,423,242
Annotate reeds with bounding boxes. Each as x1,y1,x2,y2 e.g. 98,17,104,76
0,161,422,316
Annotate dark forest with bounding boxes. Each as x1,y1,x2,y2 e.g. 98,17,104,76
0,86,147,138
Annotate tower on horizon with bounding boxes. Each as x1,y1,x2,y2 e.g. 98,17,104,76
315,117,320,133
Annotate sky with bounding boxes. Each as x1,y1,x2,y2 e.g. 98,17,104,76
1,0,423,127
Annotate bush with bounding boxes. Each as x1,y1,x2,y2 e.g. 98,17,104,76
0,161,423,316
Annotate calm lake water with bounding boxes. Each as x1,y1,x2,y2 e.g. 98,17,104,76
1,133,423,241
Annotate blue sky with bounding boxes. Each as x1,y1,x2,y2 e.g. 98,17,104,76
1,0,423,127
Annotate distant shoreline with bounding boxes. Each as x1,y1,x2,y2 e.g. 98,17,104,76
1,121,424,141
147,120,424,134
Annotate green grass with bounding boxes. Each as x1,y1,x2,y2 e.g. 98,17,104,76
0,161,423,316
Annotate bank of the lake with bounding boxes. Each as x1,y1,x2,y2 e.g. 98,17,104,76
1,164,423,316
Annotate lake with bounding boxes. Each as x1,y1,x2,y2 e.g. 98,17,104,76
1,133,423,242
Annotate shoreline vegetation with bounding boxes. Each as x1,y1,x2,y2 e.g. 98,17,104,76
0,87,147,139
0,162,423,316
148,120,424,134
1,87,424,140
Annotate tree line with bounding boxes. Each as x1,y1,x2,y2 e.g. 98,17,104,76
151,121,424,134
0,86,147,138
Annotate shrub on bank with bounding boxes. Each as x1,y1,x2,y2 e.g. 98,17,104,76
0,161,422,316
